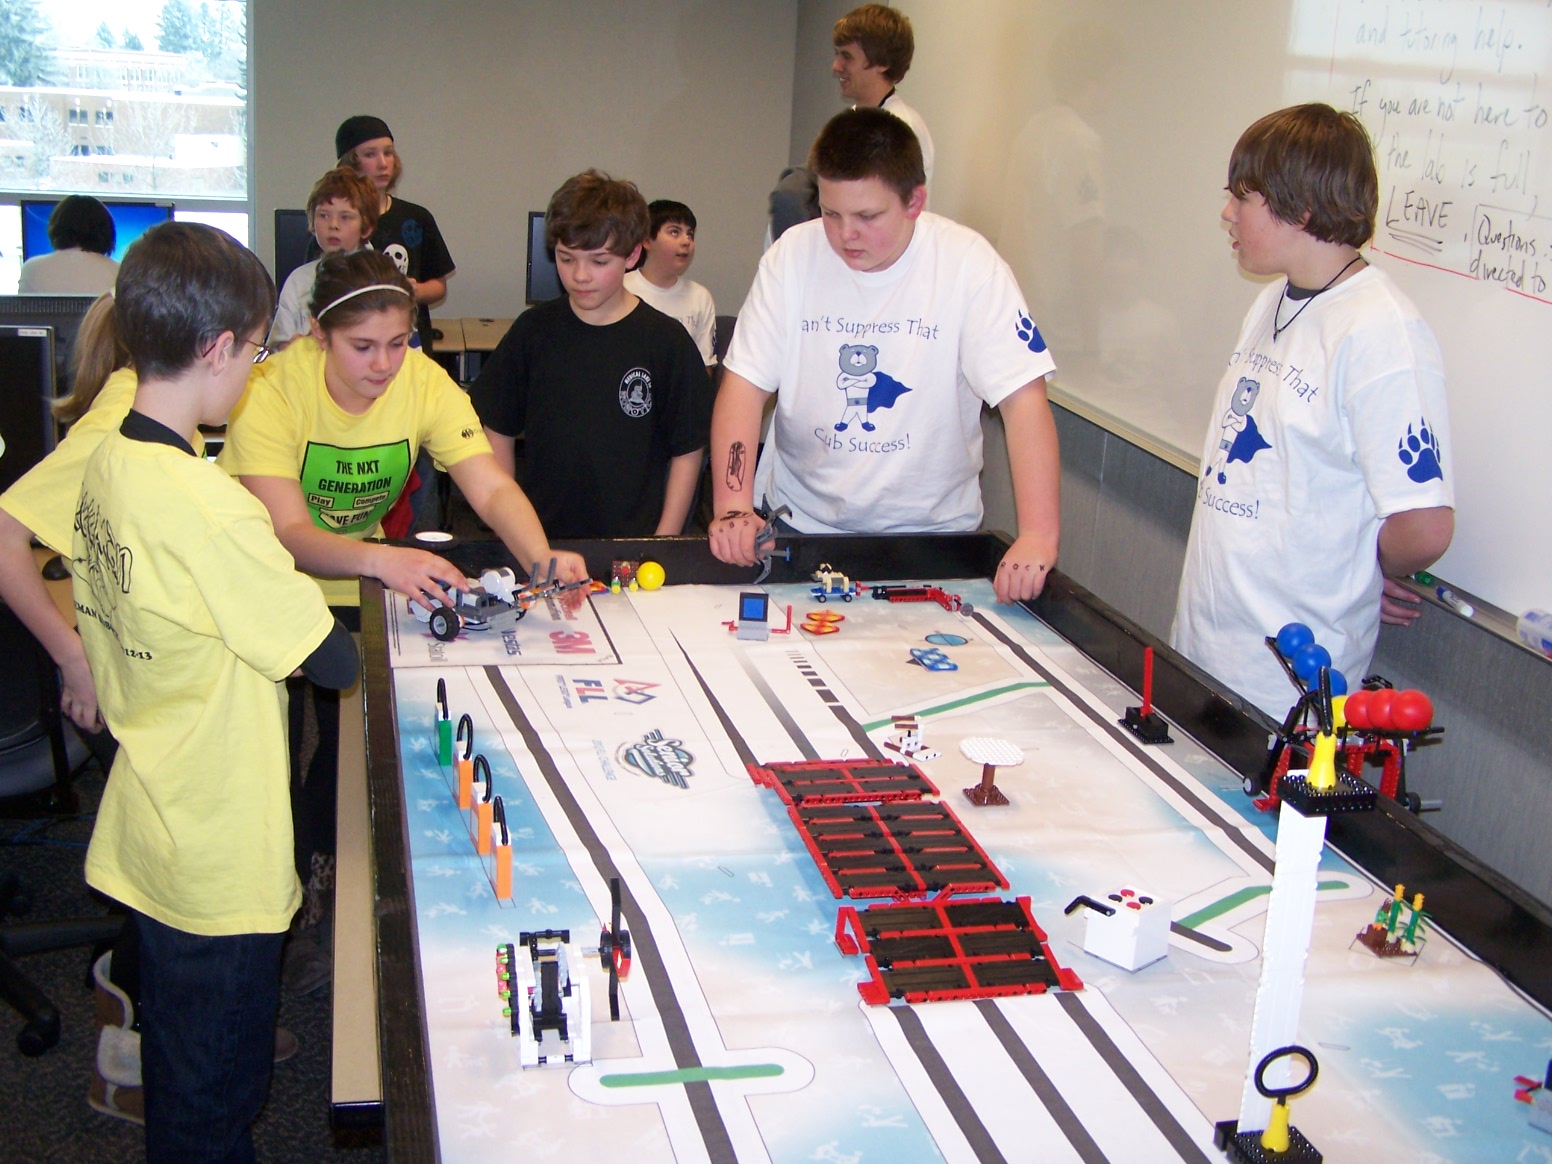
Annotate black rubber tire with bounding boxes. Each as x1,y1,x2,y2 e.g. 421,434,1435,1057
429,607,461,642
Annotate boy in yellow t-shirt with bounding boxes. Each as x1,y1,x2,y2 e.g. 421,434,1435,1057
70,222,358,1162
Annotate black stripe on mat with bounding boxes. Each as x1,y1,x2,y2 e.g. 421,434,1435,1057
889,1006,1007,1164
971,614,1272,875
674,638,762,768
786,651,885,761
975,1000,1111,1164
483,666,736,1163
1055,992,1213,1163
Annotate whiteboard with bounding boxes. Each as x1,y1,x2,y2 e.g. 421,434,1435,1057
900,0,1552,617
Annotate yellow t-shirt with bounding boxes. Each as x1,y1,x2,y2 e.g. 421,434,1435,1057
220,342,491,605
75,428,335,936
0,369,204,552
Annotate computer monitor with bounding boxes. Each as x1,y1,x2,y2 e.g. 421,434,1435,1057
274,207,312,292
738,592,770,623
21,199,175,262
526,211,561,305
0,325,58,495
0,294,99,397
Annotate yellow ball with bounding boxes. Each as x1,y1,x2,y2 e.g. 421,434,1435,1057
637,561,665,591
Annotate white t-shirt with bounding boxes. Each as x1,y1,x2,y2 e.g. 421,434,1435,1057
18,248,118,295
269,258,319,346
624,270,717,364
880,91,935,196
727,212,1056,534
1171,265,1454,718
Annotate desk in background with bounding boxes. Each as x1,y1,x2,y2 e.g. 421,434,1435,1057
428,317,464,383
429,317,511,384
456,317,512,384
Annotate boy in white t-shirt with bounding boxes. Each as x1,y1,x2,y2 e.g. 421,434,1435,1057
624,199,717,371
1171,104,1455,718
268,167,380,347
709,107,1060,606
833,4,934,193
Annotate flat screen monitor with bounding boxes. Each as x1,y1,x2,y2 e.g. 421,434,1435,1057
274,207,311,293
21,199,174,262
0,325,58,495
738,592,770,623
526,211,561,305
0,294,99,397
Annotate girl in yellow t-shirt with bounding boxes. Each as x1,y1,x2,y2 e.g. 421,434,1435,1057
220,249,585,988
222,248,585,604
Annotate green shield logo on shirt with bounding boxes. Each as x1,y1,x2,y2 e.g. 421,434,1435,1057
300,439,412,534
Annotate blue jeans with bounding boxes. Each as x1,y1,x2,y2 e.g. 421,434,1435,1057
135,912,285,1164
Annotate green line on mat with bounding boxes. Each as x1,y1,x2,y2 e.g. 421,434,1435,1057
1178,880,1349,930
599,1064,785,1088
862,681,1050,731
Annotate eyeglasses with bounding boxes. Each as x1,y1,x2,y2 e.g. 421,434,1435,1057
202,337,271,364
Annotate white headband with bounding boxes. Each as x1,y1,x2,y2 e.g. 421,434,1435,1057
315,283,413,320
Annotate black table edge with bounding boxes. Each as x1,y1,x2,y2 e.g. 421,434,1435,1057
360,534,1552,1159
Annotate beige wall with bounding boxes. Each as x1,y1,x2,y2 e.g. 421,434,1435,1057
787,0,855,167
252,0,798,319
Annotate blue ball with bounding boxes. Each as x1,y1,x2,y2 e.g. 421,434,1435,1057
1306,667,1348,696
1291,643,1332,682
1276,622,1315,658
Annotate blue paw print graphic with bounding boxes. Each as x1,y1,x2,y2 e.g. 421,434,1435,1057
1014,311,1047,354
1397,420,1443,483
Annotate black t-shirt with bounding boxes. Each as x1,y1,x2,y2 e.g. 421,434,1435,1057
471,298,711,538
372,198,455,350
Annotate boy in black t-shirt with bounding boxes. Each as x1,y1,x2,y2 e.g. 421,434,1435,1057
472,171,710,538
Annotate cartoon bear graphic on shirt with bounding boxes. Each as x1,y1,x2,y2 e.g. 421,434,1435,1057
834,343,911,432
1209,376,1272,484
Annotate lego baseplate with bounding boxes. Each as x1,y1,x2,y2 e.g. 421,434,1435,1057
1213,1119,1322,1163
836,895,1083,1004
1276,771,1377,815
748,759,938,806
788,800,1007,898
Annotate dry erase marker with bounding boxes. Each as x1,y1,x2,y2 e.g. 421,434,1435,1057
1435,586,1474,618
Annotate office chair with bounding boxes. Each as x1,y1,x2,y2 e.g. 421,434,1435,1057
274,208,312,292
0,599,121,1055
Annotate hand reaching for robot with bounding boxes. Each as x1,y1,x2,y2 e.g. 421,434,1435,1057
372,545,469,606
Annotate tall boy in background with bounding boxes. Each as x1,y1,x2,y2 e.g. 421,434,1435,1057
772,4,936,245
833,4,934,192
1171,104,1454,718
710,108,1059,607
472,171,711,538
625,199,718,371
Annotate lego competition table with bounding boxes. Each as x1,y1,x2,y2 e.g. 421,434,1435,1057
357,535,1552,1164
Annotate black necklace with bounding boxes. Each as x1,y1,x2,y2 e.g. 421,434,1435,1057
1272,255,1365,340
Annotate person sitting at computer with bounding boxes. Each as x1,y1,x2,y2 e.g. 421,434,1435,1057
18,196,120,296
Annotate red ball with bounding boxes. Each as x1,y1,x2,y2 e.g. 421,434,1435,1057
1391,690,1434,733
1343,690,1373,730
1368,688,1397,732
